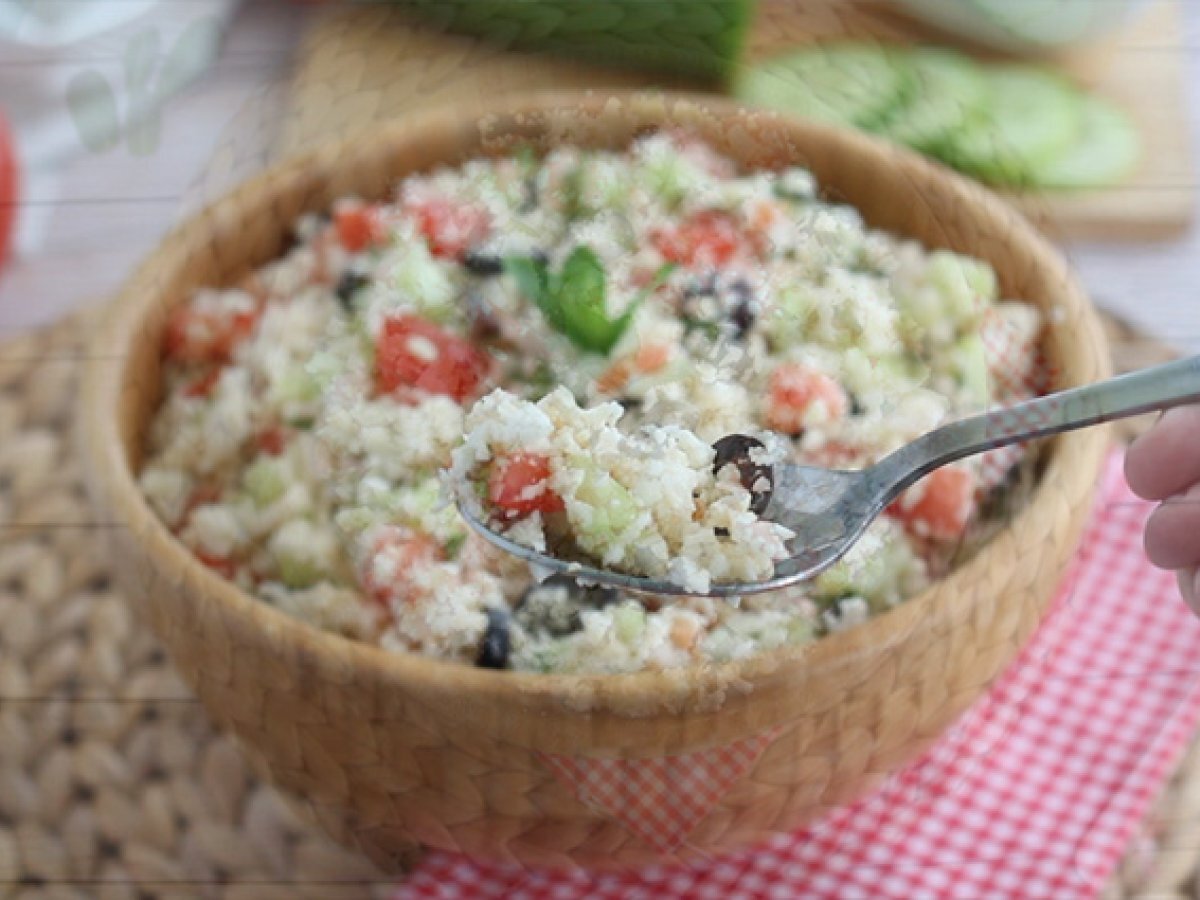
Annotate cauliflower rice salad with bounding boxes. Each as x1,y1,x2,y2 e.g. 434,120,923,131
139,131,1045,674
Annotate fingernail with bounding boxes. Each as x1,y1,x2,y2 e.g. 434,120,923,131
1180,568,1200,615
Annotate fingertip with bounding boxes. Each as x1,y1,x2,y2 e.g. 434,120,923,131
1124,441,1151,500
1124,406,1200,501
1144,489,1200,570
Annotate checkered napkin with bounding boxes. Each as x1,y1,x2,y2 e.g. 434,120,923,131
394,451,1200,899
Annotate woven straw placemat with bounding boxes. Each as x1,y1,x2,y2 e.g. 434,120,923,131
0,306,1186,898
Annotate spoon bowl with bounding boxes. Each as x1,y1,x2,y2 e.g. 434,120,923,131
461,354,1200,598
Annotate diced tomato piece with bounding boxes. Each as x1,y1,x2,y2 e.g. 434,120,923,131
652,210,745,269
183,366,223,399
488,452,565,520
889,466,977,541
256,425,289,456
375,314,492,402
406,196,490,261
633,342,671,374
360,526,443,607
195,551,238,580
595,359,632,396
183,483,222,520
334,200,389,253
744,197,787,256
0,110,17,276
163,304,259,365
764,363,849,436
596,343,671,396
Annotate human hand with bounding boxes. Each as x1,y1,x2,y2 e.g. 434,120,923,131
1125,406,1200,612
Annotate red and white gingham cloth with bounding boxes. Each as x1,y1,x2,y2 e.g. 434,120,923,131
395,451,1200,899
537,729,783,854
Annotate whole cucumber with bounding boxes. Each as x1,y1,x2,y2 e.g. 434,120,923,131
386,0,756,84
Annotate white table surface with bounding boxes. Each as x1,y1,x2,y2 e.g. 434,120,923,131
1,0,1197,354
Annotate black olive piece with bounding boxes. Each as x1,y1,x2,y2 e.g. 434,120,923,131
714,527,730,538
465,287,502,342
521,174,539,212
848,393,865,417
476,607,511,669
467,247,549,276
334,270,369,309
682,271,719,299
712,433,774,516
678,284,723,340
727,278,759,339
463,249,504,277
515,574,620,638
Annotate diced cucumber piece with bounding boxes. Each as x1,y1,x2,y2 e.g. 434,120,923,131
786,616,813,644
269,520,337,590
392,241,456,321
736,45,912,128
925,251,996,328
937,65,1082,186
947,332,991,408
878,48,987,152
334,506,385,538
1031,95,1139,190
763,283,818,350
612,601,647,645
841,348,925,400
896,250,995,347
272,364,321,406
305,349,344,392
568,459,641,548
243,458,288,507
277,555,324,590
814,529,919,609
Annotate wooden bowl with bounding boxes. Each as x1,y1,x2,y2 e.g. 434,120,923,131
81,91,1110,871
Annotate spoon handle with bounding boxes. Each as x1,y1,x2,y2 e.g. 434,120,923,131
877,355,1200,496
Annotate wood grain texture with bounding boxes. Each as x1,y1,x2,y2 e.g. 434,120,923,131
280,0,1193,241
82,93,1110,870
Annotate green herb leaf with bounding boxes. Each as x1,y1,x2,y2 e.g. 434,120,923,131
504,248,673,355
561,165,588,221
554,245,615,351
443,533,468,560
502,254,560,329
502,247,601,354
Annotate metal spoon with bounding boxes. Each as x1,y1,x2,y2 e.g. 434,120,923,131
458,355,1200,599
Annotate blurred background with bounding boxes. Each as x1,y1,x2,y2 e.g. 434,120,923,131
0,0,1196,349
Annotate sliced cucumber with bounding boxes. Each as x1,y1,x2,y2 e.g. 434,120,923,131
961,0,1100,50
937,65,1082,186
1030,95,1139,189
877,48,987,152
736,45,911,129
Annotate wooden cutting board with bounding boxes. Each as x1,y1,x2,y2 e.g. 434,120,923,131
281,0,1193,241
